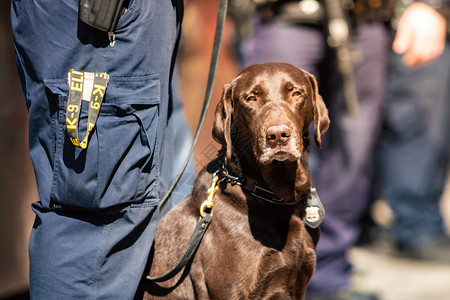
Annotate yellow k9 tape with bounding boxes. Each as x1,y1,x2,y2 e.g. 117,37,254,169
66,69,109,149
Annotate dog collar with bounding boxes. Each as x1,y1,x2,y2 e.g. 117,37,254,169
240,176,292,205
219,169,325,228
215,161,304,206
215,151,325,228
214,151,305,205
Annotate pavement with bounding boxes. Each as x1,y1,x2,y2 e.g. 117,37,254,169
350,246,450,300
349,174,450,300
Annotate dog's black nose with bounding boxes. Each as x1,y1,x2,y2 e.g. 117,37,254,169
266,124,291,146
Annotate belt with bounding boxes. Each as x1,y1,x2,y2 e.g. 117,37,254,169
258,0,324,24
257,0,394,25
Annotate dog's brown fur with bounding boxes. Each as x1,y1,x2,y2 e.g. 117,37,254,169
141,62,329,299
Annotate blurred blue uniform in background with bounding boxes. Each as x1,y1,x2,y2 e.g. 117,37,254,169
378,0,450,261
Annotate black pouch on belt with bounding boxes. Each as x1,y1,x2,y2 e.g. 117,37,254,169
78,0,126,32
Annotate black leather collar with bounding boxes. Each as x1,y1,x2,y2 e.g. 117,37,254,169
215,152,307,205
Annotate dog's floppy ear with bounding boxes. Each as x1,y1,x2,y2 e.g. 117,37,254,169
306,71,330,148
212,83,233,159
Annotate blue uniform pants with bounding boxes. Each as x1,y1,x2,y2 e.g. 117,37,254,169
378,44,450,248
11,0,189,298
241,20,388,292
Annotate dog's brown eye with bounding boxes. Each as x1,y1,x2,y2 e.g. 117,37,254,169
293,91,302,97
246,96,256,102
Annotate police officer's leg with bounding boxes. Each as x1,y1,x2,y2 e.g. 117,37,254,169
29,202,161,299
240,21,326,74
307,22,389,294
379,44,450,252
158,72,196,218
11,0,185,298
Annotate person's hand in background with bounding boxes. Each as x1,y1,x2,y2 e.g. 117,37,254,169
393,2,447,68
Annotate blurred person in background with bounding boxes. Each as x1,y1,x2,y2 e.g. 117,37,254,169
377,0,450,261
231,0,392,299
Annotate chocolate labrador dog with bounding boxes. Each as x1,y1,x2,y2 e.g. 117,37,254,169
142,62,329,299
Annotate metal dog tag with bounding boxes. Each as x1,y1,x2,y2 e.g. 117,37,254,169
302,188,325,228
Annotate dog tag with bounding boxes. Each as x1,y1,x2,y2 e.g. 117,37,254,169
302,188,325,229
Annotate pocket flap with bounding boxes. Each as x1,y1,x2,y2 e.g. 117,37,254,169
44,74,161,105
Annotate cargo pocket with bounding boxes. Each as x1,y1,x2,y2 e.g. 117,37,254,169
45,74,161,211
384,95,428,142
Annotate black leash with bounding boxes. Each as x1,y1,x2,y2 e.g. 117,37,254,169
146,0,228,283
159,0,229,211
147,173,220,282
146,212,213,282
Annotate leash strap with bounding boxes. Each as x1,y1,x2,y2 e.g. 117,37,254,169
159,0,228,210
147,174,219,282
146,212,213,282
67,69,109,149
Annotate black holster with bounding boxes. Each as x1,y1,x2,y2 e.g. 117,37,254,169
78,0,126,32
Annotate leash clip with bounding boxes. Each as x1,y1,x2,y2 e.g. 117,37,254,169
200,174,219,217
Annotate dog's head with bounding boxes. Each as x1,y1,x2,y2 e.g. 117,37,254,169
213,62,329,169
